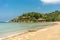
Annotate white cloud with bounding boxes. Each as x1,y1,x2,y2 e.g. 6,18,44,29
41,0,60,4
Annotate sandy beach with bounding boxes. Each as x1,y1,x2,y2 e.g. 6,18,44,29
2,22,60,40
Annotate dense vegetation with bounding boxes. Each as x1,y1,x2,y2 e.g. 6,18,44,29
10,10,60,22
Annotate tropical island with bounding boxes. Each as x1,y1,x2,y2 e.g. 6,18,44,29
10,10,60,22
1,0,60,40
2,10,60,40
2,11,60,40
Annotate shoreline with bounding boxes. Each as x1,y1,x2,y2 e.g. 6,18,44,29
1,31,28,39
2,22,57,40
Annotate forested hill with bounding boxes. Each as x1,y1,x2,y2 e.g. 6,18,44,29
10,10,60,22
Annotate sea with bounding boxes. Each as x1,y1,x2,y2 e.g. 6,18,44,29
0,22,53,38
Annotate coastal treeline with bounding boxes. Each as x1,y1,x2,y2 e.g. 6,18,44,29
10,10,60,22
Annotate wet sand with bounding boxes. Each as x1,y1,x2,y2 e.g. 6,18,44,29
3,22,60,40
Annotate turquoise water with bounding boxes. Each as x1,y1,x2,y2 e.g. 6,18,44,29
0,22,53,38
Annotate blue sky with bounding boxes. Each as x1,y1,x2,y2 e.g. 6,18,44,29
0,0,60,21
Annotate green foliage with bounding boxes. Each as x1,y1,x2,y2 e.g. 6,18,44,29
10,10,60,22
